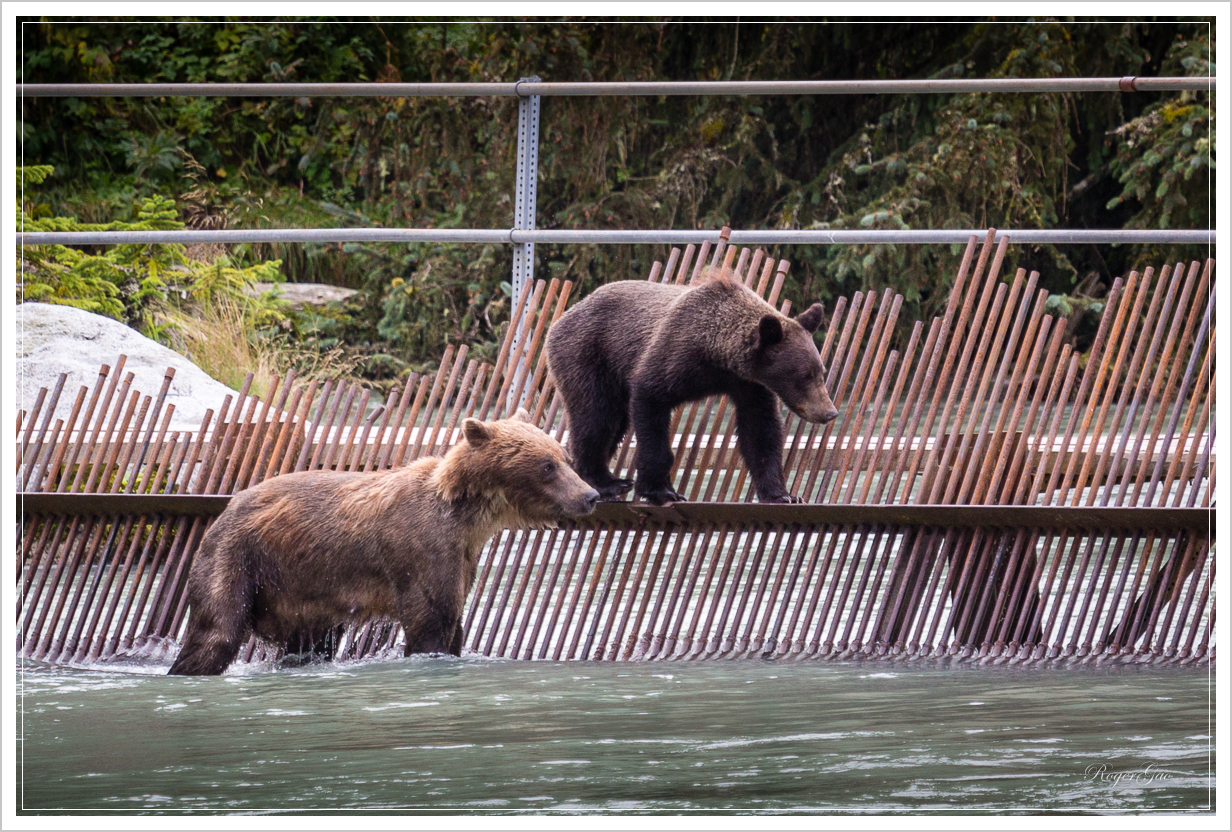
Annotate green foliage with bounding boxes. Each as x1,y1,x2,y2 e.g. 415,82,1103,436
371,243,507,368
19,18,1214,374
123,129,184,185
1107,29,1213,230
19,164,55,189
791,20,1084,316
17,165,283,336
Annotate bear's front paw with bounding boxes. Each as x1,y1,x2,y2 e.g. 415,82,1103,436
595,478,635,500
637,487,686,506
763,493,804,504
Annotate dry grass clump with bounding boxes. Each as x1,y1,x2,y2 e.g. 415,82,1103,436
157,297,363,402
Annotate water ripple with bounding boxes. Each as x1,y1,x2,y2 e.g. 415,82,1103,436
15,659,1214,814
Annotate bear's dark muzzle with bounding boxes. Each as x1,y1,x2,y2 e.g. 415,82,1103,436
564,489,601,517
580,489,600,513
791,402,840,425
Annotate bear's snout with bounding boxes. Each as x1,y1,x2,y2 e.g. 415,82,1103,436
790,387,840,425
549,464,601,517
559,486,600,517
580,488,600,514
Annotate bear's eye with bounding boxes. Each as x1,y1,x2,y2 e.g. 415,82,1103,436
541,460,557,478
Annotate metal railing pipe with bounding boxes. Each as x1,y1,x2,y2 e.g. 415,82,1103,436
16,229,515,245
520,77,1214,95
17,76,1212,97
16,228,1215,246
513,229,1215,245
17,83,521,97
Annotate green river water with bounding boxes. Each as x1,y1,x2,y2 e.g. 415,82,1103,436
16,655,1214,815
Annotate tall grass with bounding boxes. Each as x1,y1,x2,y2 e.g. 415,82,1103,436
158,298,363,401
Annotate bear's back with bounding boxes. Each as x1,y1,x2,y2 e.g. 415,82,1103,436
548,281,690,379
218,460,448,562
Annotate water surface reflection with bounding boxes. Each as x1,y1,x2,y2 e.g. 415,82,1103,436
17,657,1214,814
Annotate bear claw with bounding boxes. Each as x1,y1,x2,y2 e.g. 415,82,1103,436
594,478,635,499
637,487,686,506
764,493,804,504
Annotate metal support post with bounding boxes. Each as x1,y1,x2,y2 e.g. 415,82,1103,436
510,76,541,410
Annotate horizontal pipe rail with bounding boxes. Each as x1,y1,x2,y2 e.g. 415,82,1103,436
17,77,1213,97
16,493,1214,532
15,228,1215,246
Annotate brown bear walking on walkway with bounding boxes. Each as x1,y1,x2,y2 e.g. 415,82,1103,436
168,411,598,675
546,271,839,506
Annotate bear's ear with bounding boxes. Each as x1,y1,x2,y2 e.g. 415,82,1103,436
513,407,532,423
796,303,825,333
754,314,784,351
463,418,492,447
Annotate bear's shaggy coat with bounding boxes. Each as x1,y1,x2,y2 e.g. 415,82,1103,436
546,273,839,505
168,412,598,675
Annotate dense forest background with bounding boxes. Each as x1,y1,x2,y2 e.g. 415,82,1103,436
17,18,1213,388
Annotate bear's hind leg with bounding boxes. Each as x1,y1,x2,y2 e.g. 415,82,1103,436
631,391,685,505
596,407,635,497
168,606,248,675
564,376,633,499
168,544,256,676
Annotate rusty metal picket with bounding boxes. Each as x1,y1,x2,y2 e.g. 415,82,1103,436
15,230,1215,667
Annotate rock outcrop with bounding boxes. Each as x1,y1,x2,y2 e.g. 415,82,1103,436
16,302,239,434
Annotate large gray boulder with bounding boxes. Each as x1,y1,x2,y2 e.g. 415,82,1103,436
16,302,240,435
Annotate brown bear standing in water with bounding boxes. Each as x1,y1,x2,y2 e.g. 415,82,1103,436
546,271,839,505
168,411,598,675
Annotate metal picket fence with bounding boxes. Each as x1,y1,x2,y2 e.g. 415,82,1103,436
16,231,1214,668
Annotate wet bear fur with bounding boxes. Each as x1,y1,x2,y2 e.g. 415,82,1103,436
168,411,598,675
546,271,840,505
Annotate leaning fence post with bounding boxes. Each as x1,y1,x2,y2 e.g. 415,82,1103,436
509,75,542,410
